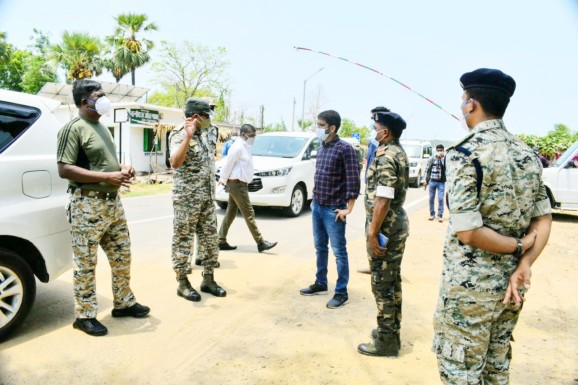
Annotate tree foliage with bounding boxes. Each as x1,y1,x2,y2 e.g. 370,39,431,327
49,31,104,81
151,41,229,109
263,121,287,132
106,13,157,85
0,32,11,66
519,123,578,158
338,118,370,144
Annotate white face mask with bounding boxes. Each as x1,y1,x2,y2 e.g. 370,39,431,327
316,128,329,141
88,96,112,116
460,112,470,132
369,128,385,147
246,137,255,146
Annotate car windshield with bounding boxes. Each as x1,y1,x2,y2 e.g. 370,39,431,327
553,142,578,167
251,136,309,158
402,144,421,158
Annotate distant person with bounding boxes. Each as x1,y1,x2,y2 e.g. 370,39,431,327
433,68,552,384
365,106,390,182
357,111,409,357
217,124,277,253
221,131,239,158
533,146,550,168
300,110,360,309
424,144,446,222
169,98,226,302
57,79,150,337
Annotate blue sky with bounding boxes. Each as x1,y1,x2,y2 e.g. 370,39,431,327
1,0,577,141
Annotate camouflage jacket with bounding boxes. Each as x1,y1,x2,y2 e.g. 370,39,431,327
442,119,552,300
169,124,218,199
364,139,410,235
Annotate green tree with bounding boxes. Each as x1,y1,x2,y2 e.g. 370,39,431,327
49,31,103,81
338,118,370,144
20,54,58,93
0,32,11,66
263,121,287,132
107,13,157,85
0,49,28,91
519,123,577,159
151,40,229,108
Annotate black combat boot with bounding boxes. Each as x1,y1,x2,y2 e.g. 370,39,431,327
177,277,201,302
200,273,227,297
357,333,400,357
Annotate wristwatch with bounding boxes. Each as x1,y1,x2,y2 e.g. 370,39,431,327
514,238,523,258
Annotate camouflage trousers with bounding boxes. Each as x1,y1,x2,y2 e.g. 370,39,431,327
68,191,136,319
433,295,522,385
172,196,219,278
366,226,409,341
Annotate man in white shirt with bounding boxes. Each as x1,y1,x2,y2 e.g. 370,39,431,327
217,124,277,253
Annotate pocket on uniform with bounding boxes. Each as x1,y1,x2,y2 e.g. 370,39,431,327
432,334,466,364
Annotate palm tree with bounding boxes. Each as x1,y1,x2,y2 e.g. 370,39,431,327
107,13,158,85
49,31,103,81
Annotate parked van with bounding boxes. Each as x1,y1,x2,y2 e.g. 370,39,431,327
542,142,578,210
0,89,72,340
400,140,432,187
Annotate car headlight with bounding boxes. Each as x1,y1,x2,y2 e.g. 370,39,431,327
409,161,417,167
255,167,292,177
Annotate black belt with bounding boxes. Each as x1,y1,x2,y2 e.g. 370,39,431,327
76,189,118,200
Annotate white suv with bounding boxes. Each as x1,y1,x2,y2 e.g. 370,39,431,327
400,140,432,187
542,142,578,210
216,132,321,217
0,90,72,340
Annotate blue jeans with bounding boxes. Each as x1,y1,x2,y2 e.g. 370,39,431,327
312,202,349,295
428,180,445,217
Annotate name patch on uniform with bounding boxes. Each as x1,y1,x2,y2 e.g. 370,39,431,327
376,148,386,157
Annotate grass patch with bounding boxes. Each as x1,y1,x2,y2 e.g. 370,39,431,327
121,181,173,198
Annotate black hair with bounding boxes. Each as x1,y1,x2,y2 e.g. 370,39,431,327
72,79,102,107
388,126,404,139
465,87,510,118
240,124,256,135
370,106,390,113
317,110,341,130
436,144,445,150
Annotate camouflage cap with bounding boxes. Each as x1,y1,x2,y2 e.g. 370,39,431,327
185,98,211,115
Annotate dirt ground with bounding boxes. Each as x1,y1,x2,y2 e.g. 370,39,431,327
1,207,576,385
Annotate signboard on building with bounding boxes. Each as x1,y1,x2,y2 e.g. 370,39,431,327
130,109,160,124
351,133,360,141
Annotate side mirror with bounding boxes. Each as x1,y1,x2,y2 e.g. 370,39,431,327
423,153,431,159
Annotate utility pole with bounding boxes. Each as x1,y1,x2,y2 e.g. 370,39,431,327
301,67,324,131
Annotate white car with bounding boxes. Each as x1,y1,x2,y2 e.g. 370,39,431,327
0,89,72,340
216,132,321,217
400,140,432,187
542,142,578,210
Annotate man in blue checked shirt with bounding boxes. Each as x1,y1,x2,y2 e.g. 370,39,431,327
300,110,361,309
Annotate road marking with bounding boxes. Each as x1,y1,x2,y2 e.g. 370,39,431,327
129,215,173,225
403,195,429,211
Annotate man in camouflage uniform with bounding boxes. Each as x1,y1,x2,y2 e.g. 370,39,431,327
433,68,552,384
169,98,226,301
358,111,409,357
57,79,150,337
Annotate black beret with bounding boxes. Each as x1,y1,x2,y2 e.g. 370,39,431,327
184,98,211,115
460,68,516,97
373,111,406,131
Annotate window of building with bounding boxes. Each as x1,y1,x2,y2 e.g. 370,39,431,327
143,128,158,152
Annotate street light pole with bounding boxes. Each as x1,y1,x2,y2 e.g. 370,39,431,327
301,67,324,131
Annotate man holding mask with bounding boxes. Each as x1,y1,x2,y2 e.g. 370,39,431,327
217,124,277,253
358,111,409,357
169,98,226,302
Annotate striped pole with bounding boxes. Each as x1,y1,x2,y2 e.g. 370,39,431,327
294,46,460,121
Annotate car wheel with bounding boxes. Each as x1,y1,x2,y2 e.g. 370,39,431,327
0,249,36,341
283,185,305,217
216,201,228,210
412,171,422,188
